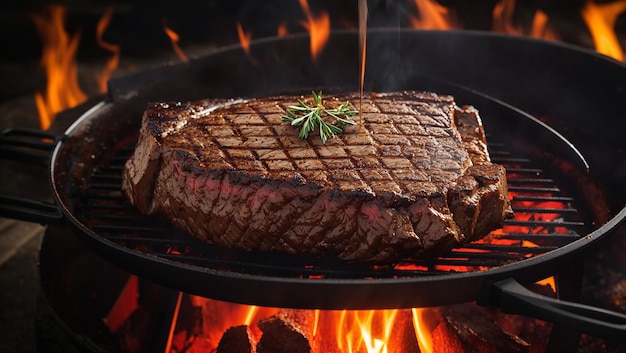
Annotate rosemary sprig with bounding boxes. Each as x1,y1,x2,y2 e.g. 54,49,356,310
282,91,358,144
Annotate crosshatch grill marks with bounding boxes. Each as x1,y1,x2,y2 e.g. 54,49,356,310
357,95,471,195
279,100,335,187
175,93,472,197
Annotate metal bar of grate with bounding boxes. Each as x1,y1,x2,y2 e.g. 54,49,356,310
513,195,575,202
491,157,532,164
508,186,562,193
512,207,577,213
505,168,544,174
507,178,556,184
500,233,581,241
504,219,585,227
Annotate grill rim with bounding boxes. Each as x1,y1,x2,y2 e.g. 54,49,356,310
46,90,619,310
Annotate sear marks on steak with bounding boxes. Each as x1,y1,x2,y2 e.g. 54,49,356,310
121,91,513,264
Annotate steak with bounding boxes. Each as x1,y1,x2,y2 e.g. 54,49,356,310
121,91,513,263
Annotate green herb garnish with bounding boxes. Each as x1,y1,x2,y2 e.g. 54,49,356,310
282,91,358,144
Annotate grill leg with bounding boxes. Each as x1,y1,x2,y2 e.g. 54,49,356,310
544,262,584,353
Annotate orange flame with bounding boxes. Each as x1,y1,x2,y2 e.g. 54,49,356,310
298,0,331,61
536,276,557,292
277,21,289,37
412,308,434,353
522,244,556,293
163,19,189,63
410,0,460,30
244,305,259,326
493,0,559,40
95,7,120,93
530,10,559,41
334,310,399,353
31,5,87,130
236,22,253,55
581,0,626,61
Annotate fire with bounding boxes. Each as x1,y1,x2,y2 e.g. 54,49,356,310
335,310,398,353
529,10,559,41
236,22,261,66
31,5,87,130
171,298,423,353
103,275,139,333
163,19,189,63
277,21,289,37
244,305,259,325
236,22,253,55
185,296,279,351
492,0,559,41
581,0,626,61
413,308,433,353
409,0,460,30
536,276,557,292
95,7,120,93
298,0,331,61
171,278,558,352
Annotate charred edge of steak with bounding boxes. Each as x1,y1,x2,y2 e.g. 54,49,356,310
449,106,514,243
121,92,513,264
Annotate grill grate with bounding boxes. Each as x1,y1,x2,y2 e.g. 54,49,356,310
79,139,588,280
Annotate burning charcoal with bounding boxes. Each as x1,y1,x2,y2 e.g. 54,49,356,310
431,304,530,353
256,310,315,353
217,325,257,353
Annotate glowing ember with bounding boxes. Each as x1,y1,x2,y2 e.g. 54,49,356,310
410,0,460,30
95,7,120,93
492,0,559,40
163,19,189,63
103,275,139,333
298,0,331,61
581,0,626,61
186,297,279,351
31,5,87,130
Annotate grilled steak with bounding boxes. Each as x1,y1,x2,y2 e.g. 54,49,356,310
121,92,513,263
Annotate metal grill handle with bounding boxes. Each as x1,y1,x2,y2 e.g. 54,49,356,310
0,128,65,166
0,195,64,225
0,128,65,225
483,278,626,342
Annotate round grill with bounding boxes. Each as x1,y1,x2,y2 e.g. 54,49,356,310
28,30,624,310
